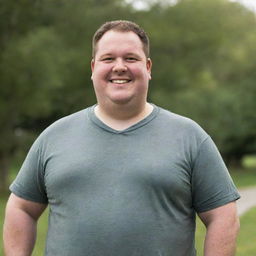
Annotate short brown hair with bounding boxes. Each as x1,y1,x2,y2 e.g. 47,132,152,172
92,20,150,57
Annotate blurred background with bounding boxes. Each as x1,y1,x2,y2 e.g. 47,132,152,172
1,0,256,193
1,0,256,255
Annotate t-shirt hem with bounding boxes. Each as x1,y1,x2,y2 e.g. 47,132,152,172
195,192,240,213
10,183,48,204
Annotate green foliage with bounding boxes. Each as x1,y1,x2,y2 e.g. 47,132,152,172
1,28,64,118
243,155,256,168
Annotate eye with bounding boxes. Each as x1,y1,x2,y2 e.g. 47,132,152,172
126,57,138,62
101,57,114,62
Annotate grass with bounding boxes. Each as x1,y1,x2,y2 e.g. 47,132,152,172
236,207,256,255
229,154,256,188
0,197,6,255
230,168,256,188
34,209,48,255
195,217,206,255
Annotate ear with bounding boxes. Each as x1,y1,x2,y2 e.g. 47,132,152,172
91,59,95,72
147,58,152,80
91,59,95,80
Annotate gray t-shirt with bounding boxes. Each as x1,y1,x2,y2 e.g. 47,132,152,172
10,105,240,256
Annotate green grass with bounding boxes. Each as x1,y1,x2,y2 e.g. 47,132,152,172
236,207,256,255
230,168,256,188
195,217,206,255
229,154,256,188
0,197,6,255
33,209,48,255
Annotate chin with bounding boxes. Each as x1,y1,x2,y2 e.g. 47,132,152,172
111,98,133,105
107,93,134,104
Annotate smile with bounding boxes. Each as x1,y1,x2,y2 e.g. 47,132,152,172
110,79,131,84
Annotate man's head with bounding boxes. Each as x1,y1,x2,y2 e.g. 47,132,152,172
92,20,150,58
91,20,152,109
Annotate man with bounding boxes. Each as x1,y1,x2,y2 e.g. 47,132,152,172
4,20,240,256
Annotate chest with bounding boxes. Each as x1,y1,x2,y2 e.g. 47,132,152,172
43,131,193,209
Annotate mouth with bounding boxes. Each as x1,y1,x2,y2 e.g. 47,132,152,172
110,79,132,84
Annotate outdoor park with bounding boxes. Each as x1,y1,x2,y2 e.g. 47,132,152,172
1,0,256,255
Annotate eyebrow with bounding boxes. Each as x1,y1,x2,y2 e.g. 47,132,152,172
98,53,142,59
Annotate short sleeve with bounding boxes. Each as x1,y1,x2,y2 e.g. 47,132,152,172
191,136,240,213
10,138,48,204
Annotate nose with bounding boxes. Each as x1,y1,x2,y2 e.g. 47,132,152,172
112,59,127,73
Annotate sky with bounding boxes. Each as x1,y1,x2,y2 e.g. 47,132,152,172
230,0,256,12
126,0,256,12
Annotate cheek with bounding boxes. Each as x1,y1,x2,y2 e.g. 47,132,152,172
137,68,151,82
92,65,110,80
129,66,145,78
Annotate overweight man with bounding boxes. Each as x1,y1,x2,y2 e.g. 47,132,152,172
3,20,240,256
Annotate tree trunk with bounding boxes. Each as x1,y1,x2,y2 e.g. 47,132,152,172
0,154,10,194
226,155,243,169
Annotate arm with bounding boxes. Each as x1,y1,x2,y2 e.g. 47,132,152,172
3,193,47,256
198,201,240,256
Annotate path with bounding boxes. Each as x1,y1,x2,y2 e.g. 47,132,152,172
237,186,256,216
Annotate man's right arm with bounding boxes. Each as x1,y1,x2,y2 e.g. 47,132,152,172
3,193,47,256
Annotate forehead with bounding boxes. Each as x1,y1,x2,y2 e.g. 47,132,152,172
95,30,144,56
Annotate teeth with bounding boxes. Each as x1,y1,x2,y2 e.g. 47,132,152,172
111,80,130,84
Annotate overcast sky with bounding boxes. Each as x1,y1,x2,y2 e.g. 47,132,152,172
230,0,256,12
126,0,256,12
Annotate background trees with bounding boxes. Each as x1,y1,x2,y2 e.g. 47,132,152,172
1,0,255,192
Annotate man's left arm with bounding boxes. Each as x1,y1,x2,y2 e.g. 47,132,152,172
198,201,240,256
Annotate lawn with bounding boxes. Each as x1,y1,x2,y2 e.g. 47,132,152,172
0,197,6,255
237,207,256,255
230,168,256,188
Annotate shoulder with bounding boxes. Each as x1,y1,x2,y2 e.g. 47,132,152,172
43,108,89,134
32,108,90,149
46,108,88,132
155,105,209,141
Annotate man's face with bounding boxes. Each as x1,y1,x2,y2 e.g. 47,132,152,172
91,30,152,108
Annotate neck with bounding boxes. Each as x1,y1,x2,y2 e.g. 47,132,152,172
94,102,153,131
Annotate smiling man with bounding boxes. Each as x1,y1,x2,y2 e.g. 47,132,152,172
4,20,240,256
91,27,153,130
